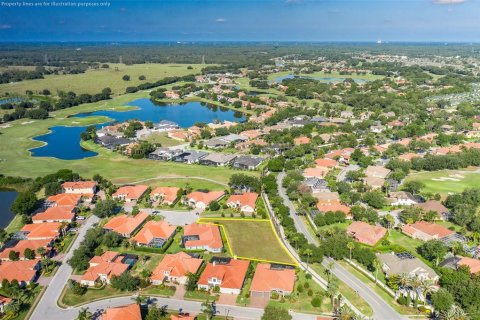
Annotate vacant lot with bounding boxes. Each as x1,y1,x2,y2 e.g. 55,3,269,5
0,63,206,96
405,168,480,196
0,91,257,185
199,218,296,265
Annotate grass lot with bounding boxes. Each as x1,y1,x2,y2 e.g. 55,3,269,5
5,214,24,234
311,264,374,317
0,91,257,185
145,132,185,147
198,218,297,265
268,270,332,314
184,290,219,301
405,168,480,196
0,63,206,97
375,230,423,255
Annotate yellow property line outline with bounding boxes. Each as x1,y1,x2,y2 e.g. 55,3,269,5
198,218,298,267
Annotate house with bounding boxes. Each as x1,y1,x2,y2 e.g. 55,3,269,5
401,221,455,241
199,153,236,166
155,120,179,131
174,150,208,164
302,177,329,193
440,256,480,274
378,252,439,282
19,223,62,241
112,185,148,202
170,316,195,320
103,212,149,238
365,166,391,179
316,200,351,215
364,176,386,190
32,206,75,223
149,147,183,161
101,304,141,320
151,252,203,285
294,136,310,145
204,138,230,149
150,187,180,205
45,193,82,208
389,191,418,206
198,258,250,294
0,239,52,261
80,252,129,287
183,223,223,253
415,200,450,220
0,295,12,313
95,135,131,150
303,167,329,178
250,264,295,298
314,158,338,168
226,192,258,214
62,181,97,195
347,221,386,246
239,129,263,140
0,259,41,287
132,220,176,247
232,156,264,170
185,191,225,209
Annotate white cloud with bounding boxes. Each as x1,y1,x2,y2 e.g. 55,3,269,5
0,24,12,29
432,0,467,4
285,0,302,4
215,18,227,23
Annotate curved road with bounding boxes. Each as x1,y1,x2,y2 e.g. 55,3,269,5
275,171,406,320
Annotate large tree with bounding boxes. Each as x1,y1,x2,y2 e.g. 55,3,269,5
261,306,292,320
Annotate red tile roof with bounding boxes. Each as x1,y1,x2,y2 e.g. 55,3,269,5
62,181,97,191
458,257,480,274
81,261,128,282
101,304,141,320
46,193,82,207
294,136,310,145
150,187,180,204
316,200,351,215
186,191,224,206
32,206,75,222
402,221,455,239
198,259,249,290
303,167,329,178
89,251,119,266
183,223,223,251
314,158,338,168
151,252,203,281
226,192,258,210
103,212,149,237
20,223,61,240
0,239,52,260
250,263,295,294
347,221,386,246
0,259,39,283
132,220,176,246
112,185,149,201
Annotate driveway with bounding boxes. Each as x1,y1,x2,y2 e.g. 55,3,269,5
143,208,199,226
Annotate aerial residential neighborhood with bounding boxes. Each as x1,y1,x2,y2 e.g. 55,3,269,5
1,1,480,320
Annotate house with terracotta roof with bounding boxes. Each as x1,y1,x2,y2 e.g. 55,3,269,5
0,239,52,261
250,264,295,298
20,222,61,240
364,176,386,190
226,192,258,214
198,258,250,294
80,251,129,287
316,200,351,215
347,221,386,246
303,167,329,179
182,223,223,253
0,259,41,287
170,315,195,320
62,181,97,195
441,256,480,274
32,205,76,223
294,136,310,145
103,212,149,238
415,200,450,220
184,191,225,210
45,193,82,208
401,221,455,241
314,158,338,168
150,187,180,205
112,185,149,202
0,295,12,313
151,252,203,285
132,220,176,247
101,303,141,320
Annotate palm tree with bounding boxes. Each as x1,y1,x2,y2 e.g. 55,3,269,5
5,300,21,316
410,276,422,308
201,300,215,320
373,258,382,284
418,279,436,304
76,307,93,320
451,241,464,256
303,248,313,270
36,246,47,258
384,214,395,234
326,276,339,309
398,273,410,290
443,304,469,320
131,295,148,305
324,261,334,282
347,242,355,261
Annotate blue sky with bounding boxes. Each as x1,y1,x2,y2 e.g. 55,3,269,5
0,0,479,42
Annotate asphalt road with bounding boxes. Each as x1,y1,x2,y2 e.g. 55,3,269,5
275,171,406,320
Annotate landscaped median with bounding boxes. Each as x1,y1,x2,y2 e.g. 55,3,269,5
197,218,298,266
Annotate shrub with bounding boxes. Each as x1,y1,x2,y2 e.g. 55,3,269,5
297,283,304,293
311,296,322,308
303,281,310,289
270,291,279,300
307,289,313,296
397,295,407,305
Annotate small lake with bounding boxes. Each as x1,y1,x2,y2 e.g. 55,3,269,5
30,98,246,160
0,190,18,229
271,74,367,84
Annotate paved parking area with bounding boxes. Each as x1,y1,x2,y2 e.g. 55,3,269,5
144,208,200,226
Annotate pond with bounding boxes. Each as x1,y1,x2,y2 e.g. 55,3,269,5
271,74,367,84
30,98,246,160
0,190,18,229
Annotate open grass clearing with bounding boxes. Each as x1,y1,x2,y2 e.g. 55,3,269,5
405,168,480,196
0,63,206,97
198,218,296,265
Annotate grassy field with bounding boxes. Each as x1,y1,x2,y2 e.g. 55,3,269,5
0,91,257,185
375,230,424,255
145,132,185,147
0,63,206,96
198,218,297,265
405,168,480,196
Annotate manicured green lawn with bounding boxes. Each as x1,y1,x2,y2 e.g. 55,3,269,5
375,230,423,255
268,270,332,314
198,218,296,265
5,214,24,234
0,63,206,96
145,132,185,147
405,168,480,196
0,91,257,185
61,285,127,306
311,264,373,317
184,290,219,301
